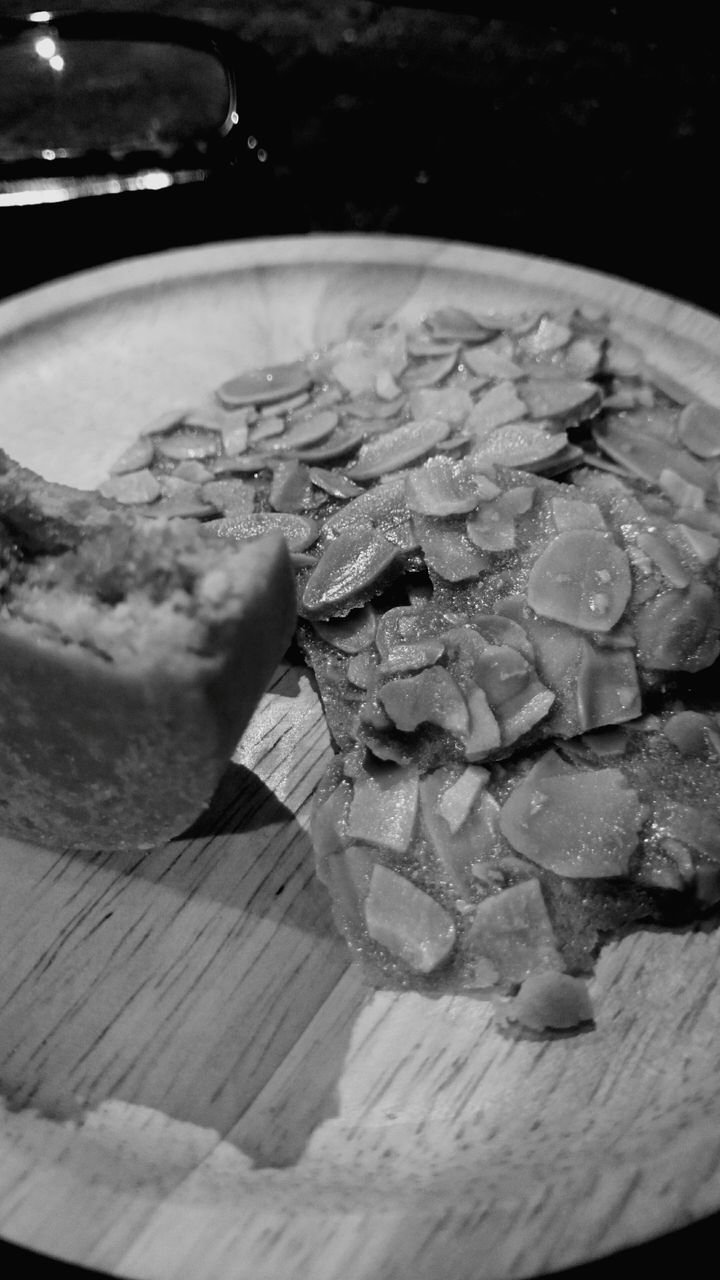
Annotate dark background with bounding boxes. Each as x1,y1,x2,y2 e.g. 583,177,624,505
1,2,720,311
1,3,720,1277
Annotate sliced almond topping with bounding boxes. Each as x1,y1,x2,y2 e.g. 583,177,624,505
314,603,377,654
201,479,256,517
379,667,470,737
307,466,364,499
155,429,222,462
142,492,218,521
436,765,489,834
678,401,720,458
408,385,473,424
563,335,604,378
496,685,555,747
405,456,484,516
351,419,451,481
519,315,572,356
379,637,446,674
413,516,489,582
220,419,250,456
464,687,502,760
426,306,498,343
269,460,319,514
502,972,593,1032
469,644,532,707
466,497,518,551
346,651,376,688
551,496,605,532
347,762,419,853
594,419,710,491
654,801,720,864
527,529,632,633
289,426,365,464
210,452,271,476
364,864,456,973
520,378,601,428
258,389,310,417
462,345,523,381
466,614,535,660
664,710,718,756
466,880,563,985
406,330,461,358
375,368,402,400
421,769,498,895
216,361,312,407
324,477,417,551
210,511,319,553
468,423,567,469
374,605,430,660
635,531,691,588
344,394,405,421
659,468,706,510
173,460,213,483
249,417,285,443
499,751,644,878
465,381,527,439
399,349,458,390
271,409,339,451
576,646,641,731
634,583,720,672
302,529,401,615
604,339,644,378
672,523,720,566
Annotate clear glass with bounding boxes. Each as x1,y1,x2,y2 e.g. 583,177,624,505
0,33,230,162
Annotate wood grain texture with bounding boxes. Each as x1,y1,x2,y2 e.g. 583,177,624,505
2,234,720,1279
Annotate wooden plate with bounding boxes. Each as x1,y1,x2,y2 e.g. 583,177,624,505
2,234,720,1280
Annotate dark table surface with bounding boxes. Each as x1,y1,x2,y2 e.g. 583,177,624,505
1,4,720,1277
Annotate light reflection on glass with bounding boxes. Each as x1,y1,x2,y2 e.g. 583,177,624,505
48,53,64,72
29,11,53,22
0,169,189,208
0,186,70,207
134,169,173,191
34,35,57,60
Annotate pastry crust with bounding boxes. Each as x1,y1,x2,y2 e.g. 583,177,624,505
0,452,296,851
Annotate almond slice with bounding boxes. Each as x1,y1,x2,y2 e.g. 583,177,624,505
216,361,312,407
351,419,451,481
499,751,644,878
364,864,456,973
527,529,632,633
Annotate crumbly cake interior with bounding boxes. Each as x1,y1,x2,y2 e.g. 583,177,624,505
1,446,296,855
92,300,720,1031
1,450,270,665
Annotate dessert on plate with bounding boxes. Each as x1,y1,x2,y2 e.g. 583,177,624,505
26,298,720,1027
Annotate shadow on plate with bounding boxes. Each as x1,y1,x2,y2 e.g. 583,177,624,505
0,753,369,1169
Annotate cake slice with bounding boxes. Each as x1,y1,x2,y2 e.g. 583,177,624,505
0,451,295,852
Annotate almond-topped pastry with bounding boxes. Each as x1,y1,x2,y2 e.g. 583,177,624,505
311,707,720,1023
95,299,720,1030
0,450,295,852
